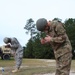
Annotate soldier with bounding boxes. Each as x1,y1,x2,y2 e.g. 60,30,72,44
3,37,23,73
36,18,72,75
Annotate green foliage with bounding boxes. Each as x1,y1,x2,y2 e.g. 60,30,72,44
23,46,25,58
64,18,75,59
24,39,34,58
24,36,54,59
24,18,37,40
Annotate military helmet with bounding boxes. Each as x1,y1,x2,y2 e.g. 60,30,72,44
3,37,9,43
36,18,47,31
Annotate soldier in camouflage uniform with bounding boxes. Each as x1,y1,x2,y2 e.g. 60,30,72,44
3,37,23,73
36,18,72,75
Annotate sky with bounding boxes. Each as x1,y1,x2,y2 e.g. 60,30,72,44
0,0,75,46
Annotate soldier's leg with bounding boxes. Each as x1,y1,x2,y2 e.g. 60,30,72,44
55,59,60,75
55,52,72,75
12,55,22,73
15,56,22,69
12,57,22,73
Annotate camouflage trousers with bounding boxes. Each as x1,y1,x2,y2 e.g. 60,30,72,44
55,52,72,75
14,55,23,69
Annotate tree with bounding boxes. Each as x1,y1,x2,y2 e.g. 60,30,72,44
24,18,37,40
24,39,34,58
64,18,75,59
32,37,54,59
24,18,37,58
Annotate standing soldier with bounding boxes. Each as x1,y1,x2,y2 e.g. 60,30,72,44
3,37,23,73
36,18,72,75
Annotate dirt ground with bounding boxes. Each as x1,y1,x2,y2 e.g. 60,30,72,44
0,66,75,75
0,59,75,75
34,60,75,75
34,72,75,75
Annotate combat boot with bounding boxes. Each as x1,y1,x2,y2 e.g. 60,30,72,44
12,68,19,73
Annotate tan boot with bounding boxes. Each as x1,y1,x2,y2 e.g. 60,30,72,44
12,68,19,73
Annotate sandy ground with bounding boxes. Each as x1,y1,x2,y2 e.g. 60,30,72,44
0,59,75,75
34,59,75,75
0,67,75,75
34,72,75,75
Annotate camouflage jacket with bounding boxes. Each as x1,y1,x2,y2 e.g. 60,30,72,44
47,20,72,58
10,37,23,58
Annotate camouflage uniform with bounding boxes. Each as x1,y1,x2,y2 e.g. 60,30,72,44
47,20,72,75
10,37,23,69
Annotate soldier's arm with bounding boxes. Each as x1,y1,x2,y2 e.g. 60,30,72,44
11,44,19,49
11,38,19,49
50,22,66,43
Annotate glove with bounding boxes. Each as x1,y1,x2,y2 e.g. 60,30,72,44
5,44,11,48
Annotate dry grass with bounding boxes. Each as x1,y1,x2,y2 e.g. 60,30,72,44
71,60,75,71
0,58,75,75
